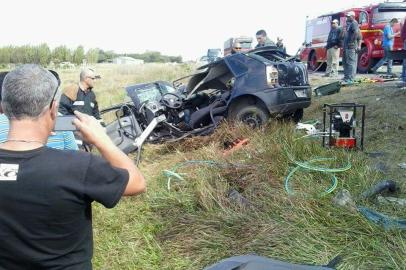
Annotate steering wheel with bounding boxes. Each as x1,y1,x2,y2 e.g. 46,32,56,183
161,92,183,109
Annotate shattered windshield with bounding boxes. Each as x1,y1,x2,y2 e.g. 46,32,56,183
159,82,177,94
136,84,162,103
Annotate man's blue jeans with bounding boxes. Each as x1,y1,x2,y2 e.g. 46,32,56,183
342,48,357,81
372,46,393,74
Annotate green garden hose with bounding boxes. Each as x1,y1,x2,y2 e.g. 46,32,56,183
163,160,226,191
284,136,352,196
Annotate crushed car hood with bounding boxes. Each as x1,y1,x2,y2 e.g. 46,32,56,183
184,46,307,97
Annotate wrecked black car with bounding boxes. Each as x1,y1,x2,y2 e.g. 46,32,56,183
101,46,311,155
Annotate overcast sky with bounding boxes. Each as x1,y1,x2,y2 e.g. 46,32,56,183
1,0,382,60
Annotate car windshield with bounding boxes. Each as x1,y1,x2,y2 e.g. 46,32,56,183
135,82,176,104
136,85,162,103
372,9,406,24
159,82,177,94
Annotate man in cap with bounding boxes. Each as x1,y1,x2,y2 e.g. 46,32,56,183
255,29,276,48
59,67,102,120
342,11,361,83
371,18,400,75
0,64,145,269
324,19,342,77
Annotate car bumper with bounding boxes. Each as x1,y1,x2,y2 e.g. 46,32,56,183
258,86,312,114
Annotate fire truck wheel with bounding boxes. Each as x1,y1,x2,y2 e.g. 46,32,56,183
308,52,318,71
308,51,325,72
357,47,377,73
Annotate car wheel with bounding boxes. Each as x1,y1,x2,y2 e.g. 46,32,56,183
231,105,270,128
292,109,304,123
283,109,304,123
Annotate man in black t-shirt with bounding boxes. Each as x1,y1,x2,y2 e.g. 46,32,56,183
0,64,146,270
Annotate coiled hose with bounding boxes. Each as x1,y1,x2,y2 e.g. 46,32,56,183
284,134,352,196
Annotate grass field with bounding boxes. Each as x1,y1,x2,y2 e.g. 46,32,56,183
58,65,406,270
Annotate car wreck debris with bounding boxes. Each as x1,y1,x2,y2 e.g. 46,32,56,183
101,47,311,159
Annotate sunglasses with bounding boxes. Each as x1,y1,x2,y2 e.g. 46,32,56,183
49,85,59,109
234,47,242,50
48,70,61,109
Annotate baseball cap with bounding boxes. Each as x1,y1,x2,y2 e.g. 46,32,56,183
346,11,355,17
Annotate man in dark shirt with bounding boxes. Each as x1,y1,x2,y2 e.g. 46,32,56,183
59,68,101,119
0,64,146,269
324,19,342,77
342,11,361,83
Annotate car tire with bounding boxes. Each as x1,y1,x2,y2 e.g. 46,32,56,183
283,108,304,123
292,109,304,123
230,104,270,128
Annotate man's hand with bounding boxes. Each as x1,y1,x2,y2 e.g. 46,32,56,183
72,111,111,147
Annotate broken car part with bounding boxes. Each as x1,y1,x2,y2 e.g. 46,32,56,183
361,180,397,199
101,47,311,160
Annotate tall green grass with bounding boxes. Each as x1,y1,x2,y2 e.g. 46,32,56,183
57,65,406,269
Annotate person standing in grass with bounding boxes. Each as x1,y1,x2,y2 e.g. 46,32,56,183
342,11,360,83
0,64,146,269
324,19,342,78
59,67,102,120
371,18,400,76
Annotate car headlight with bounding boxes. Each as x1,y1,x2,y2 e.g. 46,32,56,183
266,65,278,87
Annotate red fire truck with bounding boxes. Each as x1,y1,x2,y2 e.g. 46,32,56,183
300,1,406,73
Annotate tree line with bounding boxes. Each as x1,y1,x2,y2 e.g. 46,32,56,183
0,43,182,66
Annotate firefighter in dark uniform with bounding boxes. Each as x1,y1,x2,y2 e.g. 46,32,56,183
59,68,101,119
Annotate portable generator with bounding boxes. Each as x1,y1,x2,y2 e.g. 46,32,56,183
322,103,365,150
